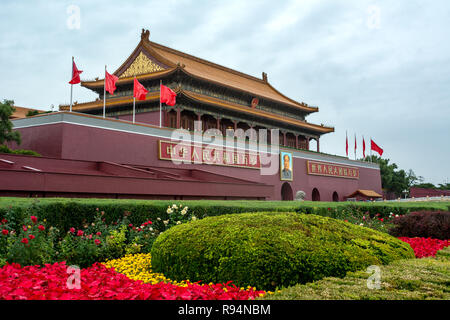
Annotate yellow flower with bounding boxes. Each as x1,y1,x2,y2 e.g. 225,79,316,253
103,253,187,286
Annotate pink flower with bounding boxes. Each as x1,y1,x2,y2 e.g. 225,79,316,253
38,225,45,231
21,238,29,244
28,234,35,240
96,232,101,236
30,216,38,224
129,224,133,227
22,225,27,232
2,229,8,236
87,234,93,240
77,230,84,237
69,228,75,234
94,239,101,245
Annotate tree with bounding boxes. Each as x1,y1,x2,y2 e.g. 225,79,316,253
362,155,411,197
26,110,39,117
437,183,450,190
0,100,21,146
413,183,437,189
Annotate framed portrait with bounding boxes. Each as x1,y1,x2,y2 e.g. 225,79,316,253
280,151,293,181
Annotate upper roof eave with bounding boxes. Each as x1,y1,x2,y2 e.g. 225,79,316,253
80,29,320,113
80,68,177,89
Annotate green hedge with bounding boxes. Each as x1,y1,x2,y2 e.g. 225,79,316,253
150,212,415,290
0,197,448,236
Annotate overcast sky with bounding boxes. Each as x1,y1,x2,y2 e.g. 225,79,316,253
1,0,449,185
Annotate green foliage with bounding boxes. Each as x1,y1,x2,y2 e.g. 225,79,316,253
4,215,58,266
0,144,41,156
1,198,447,238
0,203,198,268
363,155,412,197
0,99,21,146
26,110,40,117
413,182,450,190
59,230,103,268
150,212,415,291
259,246,450,300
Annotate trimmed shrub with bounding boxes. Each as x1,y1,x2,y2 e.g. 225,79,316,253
389,211,450,240
150,212,415,291
1,199,446,237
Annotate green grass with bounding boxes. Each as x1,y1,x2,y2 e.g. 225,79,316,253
0,197,448,210
259,247,450,300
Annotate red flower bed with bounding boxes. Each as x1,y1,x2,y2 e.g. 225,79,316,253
398,237,449,258
0,261,265,300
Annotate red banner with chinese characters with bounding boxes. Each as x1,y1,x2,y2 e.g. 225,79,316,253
307,160,359,179
159,140,261,169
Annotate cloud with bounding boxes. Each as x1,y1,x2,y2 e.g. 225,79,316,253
0,0,449,185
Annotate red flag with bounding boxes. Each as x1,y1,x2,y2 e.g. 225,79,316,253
133,78,148,101
345,132,348,157
363,137,366,158
354,134,357,154
371,139,384,156
105,70,118,95
69,60,83,84
160,84,176,106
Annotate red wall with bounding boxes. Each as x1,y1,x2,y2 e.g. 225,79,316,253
12,122,382,201
117,111,162,126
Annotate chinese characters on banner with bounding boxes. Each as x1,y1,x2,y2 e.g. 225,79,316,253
307,160,359,179
159,140,260,169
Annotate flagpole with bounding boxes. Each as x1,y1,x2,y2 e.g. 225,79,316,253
159,80,162,128
346,130,348,158
362,135,365,161
370,136,372,162
133,97,136,123
354,133,356,160
103,65,106,118
70,56,74,112
133,76,136,124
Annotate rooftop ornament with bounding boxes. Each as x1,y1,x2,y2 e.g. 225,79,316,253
141,29,150,42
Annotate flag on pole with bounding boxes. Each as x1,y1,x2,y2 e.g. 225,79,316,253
69,60,83,84
345,131,348,157
160,84,176,106
354,134,357,159
363,136,366,159
132,77,148,123
371,139,384,156
69,57,82,112
102,66,119,118
133,78,148,101
105,70,118,95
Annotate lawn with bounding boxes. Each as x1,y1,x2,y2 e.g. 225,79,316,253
259,247,450,300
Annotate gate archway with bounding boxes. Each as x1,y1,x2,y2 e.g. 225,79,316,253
281,182,294,201
312,188,320,201
332,191,339,202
